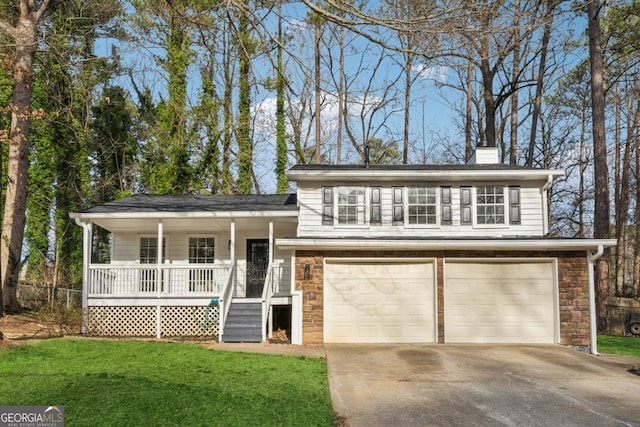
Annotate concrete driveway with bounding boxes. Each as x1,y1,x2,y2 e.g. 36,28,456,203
326,344,640,427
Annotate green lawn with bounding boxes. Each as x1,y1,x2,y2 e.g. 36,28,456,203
0,339,335,426
598,335,640,359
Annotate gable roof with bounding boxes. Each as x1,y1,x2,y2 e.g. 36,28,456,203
74,193,297,215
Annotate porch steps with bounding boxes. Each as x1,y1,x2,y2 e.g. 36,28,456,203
222,301,262,343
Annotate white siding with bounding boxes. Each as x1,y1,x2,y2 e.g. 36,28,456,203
107,222,296,299
297,182,545,238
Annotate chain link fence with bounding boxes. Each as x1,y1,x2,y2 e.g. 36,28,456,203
17,284,82,310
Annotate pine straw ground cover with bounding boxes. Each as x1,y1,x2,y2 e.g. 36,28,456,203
0,339,335,426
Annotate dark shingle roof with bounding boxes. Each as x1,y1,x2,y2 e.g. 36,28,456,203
288,163,535,172
77,193,297,214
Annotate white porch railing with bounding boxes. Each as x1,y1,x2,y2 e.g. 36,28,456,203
270,264,292,296
88,264,231,297
261,263,292,341
218,264,236,339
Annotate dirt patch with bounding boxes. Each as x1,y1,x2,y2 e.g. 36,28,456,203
0,309,82,347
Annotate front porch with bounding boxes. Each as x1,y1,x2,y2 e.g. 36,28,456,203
84,262,292,341
70,194,299,342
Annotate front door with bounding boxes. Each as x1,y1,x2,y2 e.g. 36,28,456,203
246,239,269,298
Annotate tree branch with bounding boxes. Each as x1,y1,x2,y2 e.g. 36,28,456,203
0,19,17,39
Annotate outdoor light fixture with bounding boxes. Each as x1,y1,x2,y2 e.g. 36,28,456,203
304,264,311,280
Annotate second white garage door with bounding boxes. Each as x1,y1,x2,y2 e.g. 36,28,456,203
444,260,557,344
324,260,436,343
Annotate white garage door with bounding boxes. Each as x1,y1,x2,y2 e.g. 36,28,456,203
444,260,556,344
324,260,436,343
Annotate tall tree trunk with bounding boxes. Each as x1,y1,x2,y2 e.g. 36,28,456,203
237,7,253,194
634,125,640,297
403,52,412,164
587,0,611,332
222,26,233,194
578,109,587,238
275,3,288,193
613,84,623,296
615,102,634,297
480,55,496,146
314,0,322,164
1,1,52,314
509,0,521,165
526,0,555,167
465,59,473,162
336,35,344,165
166,12,191,193
613,85,620,295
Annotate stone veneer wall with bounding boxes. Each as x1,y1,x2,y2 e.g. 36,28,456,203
295,250,590,347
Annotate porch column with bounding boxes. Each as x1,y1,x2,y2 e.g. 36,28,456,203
76,219,92,334
156,220,164,339
268,221,274,265
230,220,235,265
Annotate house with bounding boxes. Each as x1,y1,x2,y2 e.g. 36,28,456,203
70,145,616,353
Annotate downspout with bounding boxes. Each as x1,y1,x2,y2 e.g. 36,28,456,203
541,174,553,235
74,218,92,335
587,245,604,355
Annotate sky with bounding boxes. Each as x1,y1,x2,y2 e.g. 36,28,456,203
98,1,589,194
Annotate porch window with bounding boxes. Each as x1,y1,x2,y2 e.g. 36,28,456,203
189,237,216,292
476,185,505,224
139,237,165,292
337,187,365,225
189,237,215,263
407,187,437,225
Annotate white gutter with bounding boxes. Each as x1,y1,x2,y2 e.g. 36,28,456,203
587,245,605,355
286,168,565,183
69,210,298,220
276,237,617,252
74,217,92,334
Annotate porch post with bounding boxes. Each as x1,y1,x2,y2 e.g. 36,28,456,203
76,219,92,334
156,220,164,339
268,221,274,265
230,220,235,265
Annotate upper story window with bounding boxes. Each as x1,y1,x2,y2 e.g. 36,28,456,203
476,185,505,224
189,237,215,263
407,187,437,225
337,186,366,225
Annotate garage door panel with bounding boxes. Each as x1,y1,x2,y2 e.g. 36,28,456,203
445,261,556,344
325,261,435,343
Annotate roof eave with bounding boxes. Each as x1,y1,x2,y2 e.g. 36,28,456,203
70,210,299,221
275,238,616,252
285,169,565,182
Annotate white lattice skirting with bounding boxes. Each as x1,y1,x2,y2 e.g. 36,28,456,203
87,306,220,339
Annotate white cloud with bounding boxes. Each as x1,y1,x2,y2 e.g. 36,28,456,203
412,64,449,83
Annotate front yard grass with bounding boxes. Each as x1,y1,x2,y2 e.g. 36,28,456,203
0,339,335,426
598,335,640,359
